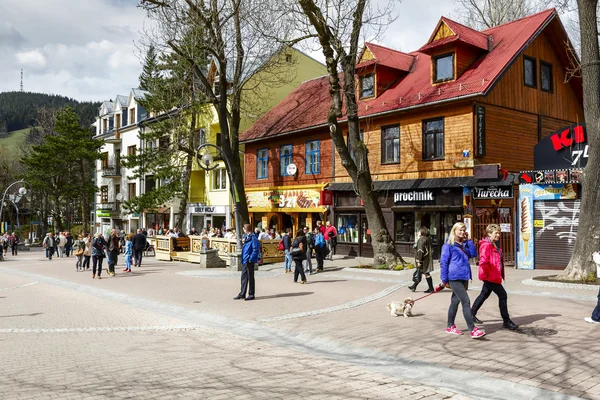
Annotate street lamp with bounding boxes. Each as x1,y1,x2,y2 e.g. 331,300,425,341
0,180,28,233
195,143,244,271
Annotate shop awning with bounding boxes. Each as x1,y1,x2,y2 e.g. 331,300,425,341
327,175,515,192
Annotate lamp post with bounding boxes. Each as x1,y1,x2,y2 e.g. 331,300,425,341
195,143,243,271
0,180,27,233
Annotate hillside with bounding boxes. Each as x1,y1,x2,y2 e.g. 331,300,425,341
0,127,30,150
0,91,100,132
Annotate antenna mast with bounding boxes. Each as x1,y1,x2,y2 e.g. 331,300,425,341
20,69,23,92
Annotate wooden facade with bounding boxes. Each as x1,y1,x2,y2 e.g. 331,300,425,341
241,11,583,264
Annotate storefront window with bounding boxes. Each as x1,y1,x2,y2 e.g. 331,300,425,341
337,214,359,243
395,213,415,243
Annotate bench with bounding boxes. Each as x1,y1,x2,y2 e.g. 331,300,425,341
173,237,190,251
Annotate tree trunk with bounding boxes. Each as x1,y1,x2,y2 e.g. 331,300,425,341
81,198,90,235
175,154,193,230
559,0,600,280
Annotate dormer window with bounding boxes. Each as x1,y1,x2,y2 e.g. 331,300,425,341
360,74,375,99
433,53,454,83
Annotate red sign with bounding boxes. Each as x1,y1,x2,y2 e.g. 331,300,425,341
320,190,333,206
550,124,586,151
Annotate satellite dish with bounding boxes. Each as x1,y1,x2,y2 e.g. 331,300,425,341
286,163,297,176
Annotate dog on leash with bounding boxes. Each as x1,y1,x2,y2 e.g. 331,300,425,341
387,297,415,317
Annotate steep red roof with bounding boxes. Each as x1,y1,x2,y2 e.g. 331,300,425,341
420,17,489,53
241,9,557,143
356,42,415,72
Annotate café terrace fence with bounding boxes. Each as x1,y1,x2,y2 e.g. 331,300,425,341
153,235,285,265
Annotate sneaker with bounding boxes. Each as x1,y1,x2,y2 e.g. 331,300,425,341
445,325,463,335
473,316,483,324
470,327,486,339
503,320,519,330
584,317,600,324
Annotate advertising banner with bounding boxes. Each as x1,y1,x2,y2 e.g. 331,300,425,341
517,183,578,269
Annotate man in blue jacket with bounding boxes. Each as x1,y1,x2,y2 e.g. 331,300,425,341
234,223,259,301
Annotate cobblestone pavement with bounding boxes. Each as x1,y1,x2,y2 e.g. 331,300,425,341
0,250,598,399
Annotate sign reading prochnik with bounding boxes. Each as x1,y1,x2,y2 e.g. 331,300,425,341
472,186,513,199
394,190,434,203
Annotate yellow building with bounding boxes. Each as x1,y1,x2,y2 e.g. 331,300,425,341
187,47,326,232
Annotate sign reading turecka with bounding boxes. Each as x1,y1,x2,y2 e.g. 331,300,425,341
472,186,513,199
394,190,434,203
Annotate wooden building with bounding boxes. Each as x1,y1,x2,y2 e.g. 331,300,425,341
240,9,583,264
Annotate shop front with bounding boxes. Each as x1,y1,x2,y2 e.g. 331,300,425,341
245,184,328,236
187,204,231,232
144,208,171,232
329,175,515,259
517,123,586,269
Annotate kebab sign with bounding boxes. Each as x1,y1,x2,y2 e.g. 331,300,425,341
246,189,322,209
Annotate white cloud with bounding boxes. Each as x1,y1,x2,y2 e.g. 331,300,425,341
15,49,46,67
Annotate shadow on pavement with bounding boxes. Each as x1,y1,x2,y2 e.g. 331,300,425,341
255,292,314,300
0,312,43,318
482,313,561,334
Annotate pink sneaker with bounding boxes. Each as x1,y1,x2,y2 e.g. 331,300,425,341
470,326,486,339
445,325,463,335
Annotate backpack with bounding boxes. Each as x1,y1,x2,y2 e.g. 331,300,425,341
306,232,315,249
278,239,284,251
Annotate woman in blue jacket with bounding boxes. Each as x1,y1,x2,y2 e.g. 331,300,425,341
440,222,485,339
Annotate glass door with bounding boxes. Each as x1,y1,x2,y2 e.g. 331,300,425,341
359,214,373,257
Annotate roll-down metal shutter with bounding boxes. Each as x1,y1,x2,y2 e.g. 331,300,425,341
533,199,580,269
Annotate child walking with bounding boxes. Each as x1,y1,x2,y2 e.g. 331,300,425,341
123,233,133,273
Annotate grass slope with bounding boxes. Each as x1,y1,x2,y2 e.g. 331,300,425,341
0,128,30,150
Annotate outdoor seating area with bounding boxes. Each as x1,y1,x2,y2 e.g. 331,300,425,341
154,235,285,265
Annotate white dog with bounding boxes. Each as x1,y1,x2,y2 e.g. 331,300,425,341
387,297,415,317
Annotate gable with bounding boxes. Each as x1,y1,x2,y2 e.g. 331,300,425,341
433,21,454,41
360,48,375,63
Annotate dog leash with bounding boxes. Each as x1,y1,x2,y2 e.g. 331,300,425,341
412,284,445,302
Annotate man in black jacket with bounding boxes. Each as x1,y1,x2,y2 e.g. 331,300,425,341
132,229,147,268
106,229,119,276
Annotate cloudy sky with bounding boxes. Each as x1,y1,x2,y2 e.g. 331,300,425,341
0,1,566,103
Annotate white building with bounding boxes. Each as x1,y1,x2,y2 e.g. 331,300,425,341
93,88,180,235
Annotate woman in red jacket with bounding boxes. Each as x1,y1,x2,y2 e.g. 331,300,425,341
471,224,518,330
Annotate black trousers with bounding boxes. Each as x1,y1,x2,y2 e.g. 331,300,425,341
471,280,510,322
11,245,17,256
293,259,307,282
92,256,104,276
133,248,144,266
315,247,325,270
239,262,255,297
83,255,91,269
107,251,118,273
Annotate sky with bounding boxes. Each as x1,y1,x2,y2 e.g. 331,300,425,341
0,0,566,103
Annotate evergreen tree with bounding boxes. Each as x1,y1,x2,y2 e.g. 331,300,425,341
21,107,103,233
139,45,160,92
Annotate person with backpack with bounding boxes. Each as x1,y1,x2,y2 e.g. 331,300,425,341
409,226,434,293
313,227,326,273
303,226,314,274
280,228,292,273
324,221,337,261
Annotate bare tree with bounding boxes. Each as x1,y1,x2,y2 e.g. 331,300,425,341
269,0,403,266
453,0,546,29
139,0,299,226
559,0,600,280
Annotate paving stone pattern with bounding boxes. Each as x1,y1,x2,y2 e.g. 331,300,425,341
0,250,598,399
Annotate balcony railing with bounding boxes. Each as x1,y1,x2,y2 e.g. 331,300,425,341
101,165,121,178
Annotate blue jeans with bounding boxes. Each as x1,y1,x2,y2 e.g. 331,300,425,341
125,255,132,270
448,280,475,332
284,250,292,271
592,287,600,322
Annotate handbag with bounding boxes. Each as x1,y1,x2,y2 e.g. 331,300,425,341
75,248,84,256
290,239,303,256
